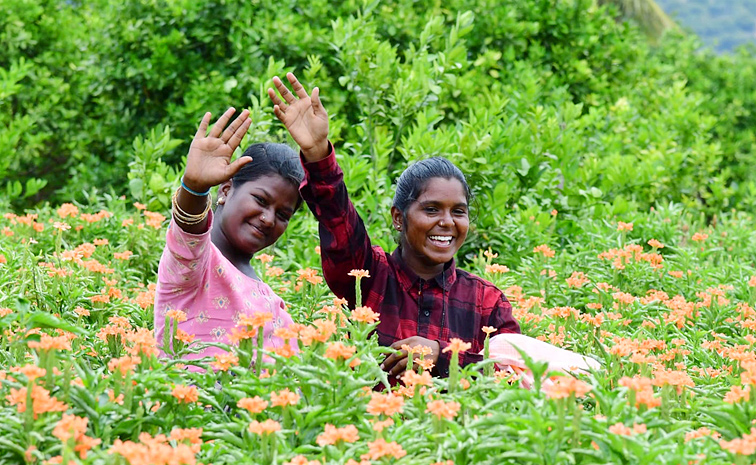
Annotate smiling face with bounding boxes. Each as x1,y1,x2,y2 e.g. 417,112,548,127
392,177,469,279
216,174,300,258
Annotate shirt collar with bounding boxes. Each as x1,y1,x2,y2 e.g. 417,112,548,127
391,247,457,291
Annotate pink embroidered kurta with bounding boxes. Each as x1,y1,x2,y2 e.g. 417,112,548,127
154,211,296,363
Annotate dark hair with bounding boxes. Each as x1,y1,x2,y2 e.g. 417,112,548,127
231,143,305,211
392,157,471,212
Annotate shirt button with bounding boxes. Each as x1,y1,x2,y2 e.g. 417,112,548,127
424,310,430,317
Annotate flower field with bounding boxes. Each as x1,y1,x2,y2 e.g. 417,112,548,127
2,199,756,465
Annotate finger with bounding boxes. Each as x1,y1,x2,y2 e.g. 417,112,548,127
272,105,285,122
209,107,236,138
194,112,212,139
311,87,324,115
267,87,287,110
287,72,309,100
221,109,250,143
226,156,253,178
273,75,296,104
389,358,408,377
227,118,252,152
381,350,406,371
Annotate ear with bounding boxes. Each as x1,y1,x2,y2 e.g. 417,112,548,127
219,181,233,198
390,206,403,232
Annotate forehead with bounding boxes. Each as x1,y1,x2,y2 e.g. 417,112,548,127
415,177,467,204
236,175,299,206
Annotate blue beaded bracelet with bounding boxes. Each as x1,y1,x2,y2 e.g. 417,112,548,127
180,177,210,197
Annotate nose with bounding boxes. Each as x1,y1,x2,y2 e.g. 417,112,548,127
260,208,274,227
438,210,453,228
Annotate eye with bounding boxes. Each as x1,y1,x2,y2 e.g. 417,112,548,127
254,195,268,206
423,206,438,214
276,211,291,222
453,208,468,216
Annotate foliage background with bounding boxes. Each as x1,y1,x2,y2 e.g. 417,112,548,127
2,0,756,263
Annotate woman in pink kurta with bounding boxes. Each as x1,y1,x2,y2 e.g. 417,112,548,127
154,107,303,364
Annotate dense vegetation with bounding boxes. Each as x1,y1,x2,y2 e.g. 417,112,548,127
4,0,756,463
656,0,756,52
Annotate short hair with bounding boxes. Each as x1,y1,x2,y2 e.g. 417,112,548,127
392,157,471,212
231,143,304,210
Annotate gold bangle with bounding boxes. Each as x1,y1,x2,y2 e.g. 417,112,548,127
171,188,211,225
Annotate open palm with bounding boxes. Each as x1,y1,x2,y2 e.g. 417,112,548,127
183,108,253,192
268,73,329,160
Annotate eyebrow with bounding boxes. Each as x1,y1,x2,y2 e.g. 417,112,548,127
418,200,468,208
255,187,295,214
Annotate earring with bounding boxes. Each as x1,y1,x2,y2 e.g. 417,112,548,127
395,224,401,231
218,197,225,205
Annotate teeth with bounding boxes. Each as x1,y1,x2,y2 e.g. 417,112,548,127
429,236,452,241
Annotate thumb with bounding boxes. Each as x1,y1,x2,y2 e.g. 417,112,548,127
311,87,325,116
226,156,253,177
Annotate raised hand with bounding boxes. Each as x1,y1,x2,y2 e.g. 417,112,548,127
268,73,330,162
182,108,253,193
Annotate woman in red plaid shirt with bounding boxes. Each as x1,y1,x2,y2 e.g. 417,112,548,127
269,73,521,379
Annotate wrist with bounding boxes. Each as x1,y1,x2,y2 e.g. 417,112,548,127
180,176,211,197
301,141,330,162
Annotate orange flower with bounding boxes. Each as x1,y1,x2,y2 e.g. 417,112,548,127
724,385,751,404
53,222,71,231
691,232,708,242
210,352,239,371
284,456,321,465
57,203,79,218
238,311,274,329
616,221,633,231
0,254,6,264
6,385,68,418
608,423,633,436
107,356,141,376
402,370,433,388
248,419,281,435
12,365,46,382
93,238,109,246
266,266,285,277
316,424,359,446
544,376,592,399
114,251,133,260
361,438,407,461
442,338,471,354
366,392,404,416
482,326,496,336
647,239,664,249
371,418,394,432
169,427,203,445
720,428,756,455
171,385,199,404
565,271,590,288
296,268,323,285
133,202,146,210
238,396,268,414
270,388,300,407
165,309,187,322
143,211,166,229
28,333,72,351
176,329,194,344
348,269,370,279
325,341,357,360
426,399,460,420
256,253,274,264
485,264,510,274
351,306,380,324
0,307,12,317
533,244,555,258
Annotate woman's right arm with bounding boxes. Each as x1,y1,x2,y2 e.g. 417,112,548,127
268,73,378,304
175,108,253,234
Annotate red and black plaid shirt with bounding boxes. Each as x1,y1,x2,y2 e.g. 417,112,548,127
300,148,521,376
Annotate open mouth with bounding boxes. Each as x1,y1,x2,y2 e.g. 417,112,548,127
428,235,453,247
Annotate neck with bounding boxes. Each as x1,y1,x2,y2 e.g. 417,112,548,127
399,245,445,281
210,215,258,279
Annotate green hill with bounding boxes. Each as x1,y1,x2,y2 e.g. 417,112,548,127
656,0,756,52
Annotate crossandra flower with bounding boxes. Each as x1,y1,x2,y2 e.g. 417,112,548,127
248,419,281,435
284,456,321,465
616,221,633,231
348,269,370,279
165,309,187,322
533,244,556,258
442,338,471,354
238,396,268,414
57,203,79,219
325,341,356,360
361,438,407,461
426,399,460,420
107,356,141,376
270,388,300,407
544,376,592,399
401,370,432,388
351,306,380,324
366,392,404,416
171,385,199,404
238,311,273,329
211,352,239,371
255,253,274,263
485,264,509,274
316,424,359,446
